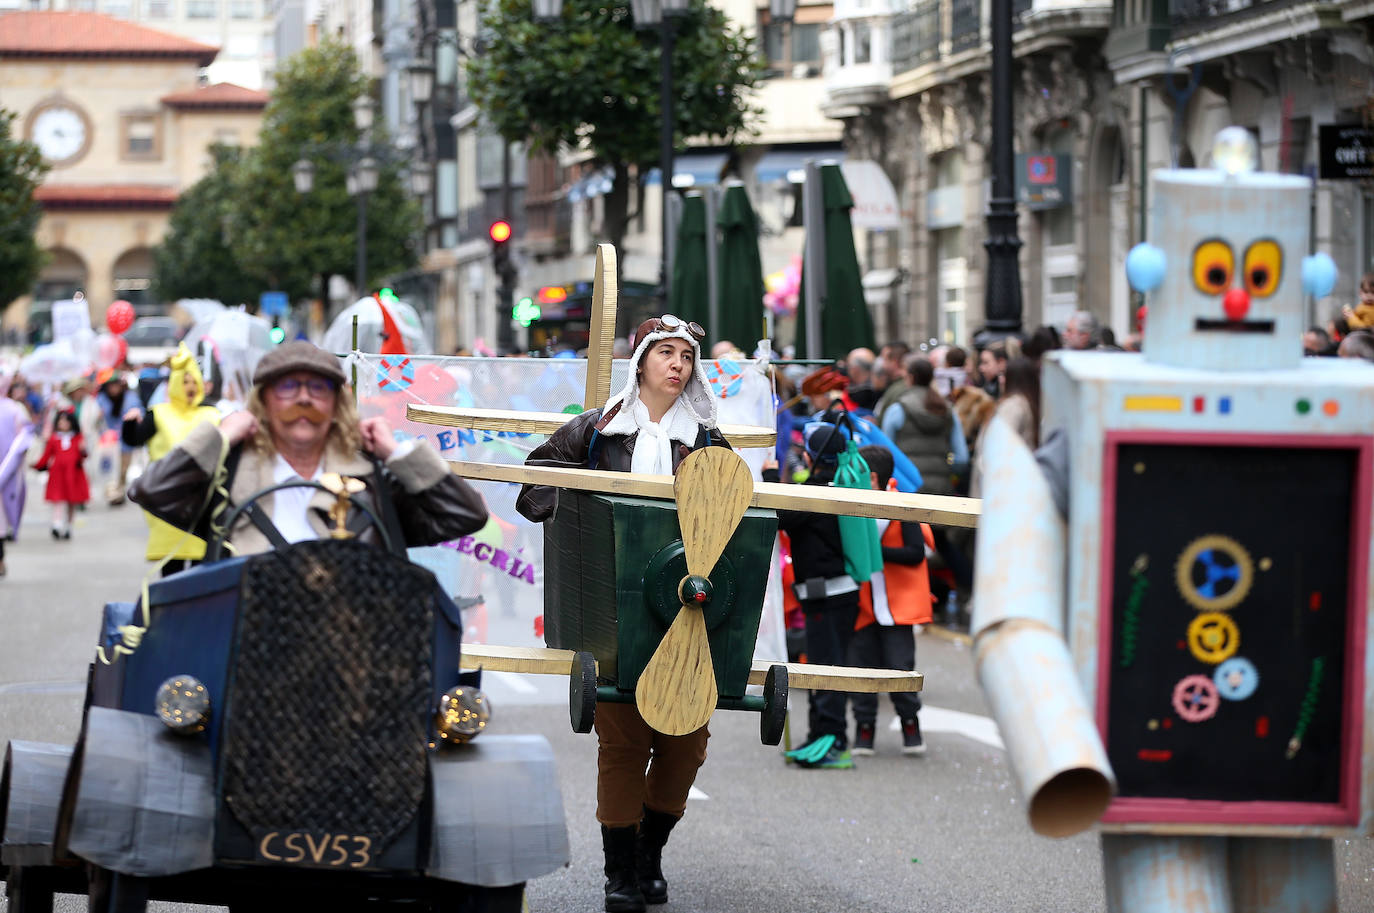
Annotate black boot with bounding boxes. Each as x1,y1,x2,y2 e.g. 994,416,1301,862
601,825,645,913
635,807,679,905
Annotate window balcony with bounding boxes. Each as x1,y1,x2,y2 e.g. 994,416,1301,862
823,14,894,112
1166,0,1337,57
888,0,1109,96
891,1,941,75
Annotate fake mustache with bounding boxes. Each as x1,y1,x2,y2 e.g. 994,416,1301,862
277,403,329,423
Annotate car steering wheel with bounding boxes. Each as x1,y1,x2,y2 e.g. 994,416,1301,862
205,478,397,562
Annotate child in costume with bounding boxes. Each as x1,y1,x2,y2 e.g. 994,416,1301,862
121,344,221,574
848,444,934,757
32,409,90,540
765,415,865,770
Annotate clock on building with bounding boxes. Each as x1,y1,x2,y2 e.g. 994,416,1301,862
28,102,92,166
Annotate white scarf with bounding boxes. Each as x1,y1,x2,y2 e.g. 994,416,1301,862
629,398,689,475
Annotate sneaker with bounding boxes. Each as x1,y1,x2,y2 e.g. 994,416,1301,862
852,723,876,756
797,746,854,769
901,718,927,756
51,528,61,540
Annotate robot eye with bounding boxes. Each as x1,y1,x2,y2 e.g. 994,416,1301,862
1242,240,1282,298
1192,239,1234,296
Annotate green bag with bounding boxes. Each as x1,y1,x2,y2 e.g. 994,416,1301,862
833,440,883,583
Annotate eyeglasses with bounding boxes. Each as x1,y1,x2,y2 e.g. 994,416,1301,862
269,376,338,399
654,314,705,341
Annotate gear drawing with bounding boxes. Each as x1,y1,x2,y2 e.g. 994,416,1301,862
1173,674,1221,722
1175,534,1254,611
1187,612,1240,664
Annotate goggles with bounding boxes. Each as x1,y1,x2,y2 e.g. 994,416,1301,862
651,314,705,341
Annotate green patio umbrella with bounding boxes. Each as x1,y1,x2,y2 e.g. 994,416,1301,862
669,194,710,328
794,163,875,359
714,184,767,351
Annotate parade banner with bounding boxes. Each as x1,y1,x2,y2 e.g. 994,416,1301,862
353,353,787,663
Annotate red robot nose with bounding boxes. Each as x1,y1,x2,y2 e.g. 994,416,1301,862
1223,288,1250,322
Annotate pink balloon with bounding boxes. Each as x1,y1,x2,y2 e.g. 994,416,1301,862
106,300,135,334
95,333,122,370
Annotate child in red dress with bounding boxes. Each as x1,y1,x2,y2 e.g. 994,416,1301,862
33,409,90,540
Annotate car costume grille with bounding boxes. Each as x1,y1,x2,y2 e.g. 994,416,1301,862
222,539,434,851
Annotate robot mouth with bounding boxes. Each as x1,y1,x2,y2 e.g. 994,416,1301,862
1194,318,1276,334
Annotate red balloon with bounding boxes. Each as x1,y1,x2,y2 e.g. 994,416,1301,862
115,334,129,366
106,300,135,334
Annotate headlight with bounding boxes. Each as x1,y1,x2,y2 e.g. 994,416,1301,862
155,675,211,734
435,686,491,745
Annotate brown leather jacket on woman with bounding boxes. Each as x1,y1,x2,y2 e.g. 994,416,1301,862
516,408,729,523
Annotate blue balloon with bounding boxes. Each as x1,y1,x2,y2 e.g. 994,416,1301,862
1302,252,1337,298
1125,243,1167,293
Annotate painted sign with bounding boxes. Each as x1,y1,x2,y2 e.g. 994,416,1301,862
1016,154,1072,210
1318,124,1374,180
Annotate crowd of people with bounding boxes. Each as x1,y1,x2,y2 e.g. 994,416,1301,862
759,292,1374,771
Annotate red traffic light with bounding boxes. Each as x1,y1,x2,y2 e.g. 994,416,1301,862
489,220,512,243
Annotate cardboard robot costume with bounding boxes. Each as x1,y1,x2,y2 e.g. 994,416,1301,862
972,128,1367,913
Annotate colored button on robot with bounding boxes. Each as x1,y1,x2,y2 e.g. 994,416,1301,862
1218,396,1231,414
1323,400,1340,416
1124,395,1183,413
1296,398,1311,415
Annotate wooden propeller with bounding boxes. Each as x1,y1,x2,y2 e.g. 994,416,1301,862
635,448,755,735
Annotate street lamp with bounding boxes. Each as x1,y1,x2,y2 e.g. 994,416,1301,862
351,156,380,296
532,0,563,23
407,55,435,107
976,0,1024,347
294,94,386,299
409,161,433,196
292,158,315,194
352,95,377,133
632,0,690,303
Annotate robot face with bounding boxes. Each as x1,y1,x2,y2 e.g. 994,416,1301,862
1138,170,1311,371
1189,236,1283,331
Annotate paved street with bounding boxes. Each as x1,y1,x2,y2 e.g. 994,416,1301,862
2,482,1372,912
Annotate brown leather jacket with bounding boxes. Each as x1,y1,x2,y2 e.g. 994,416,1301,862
129,422,487,557
515,408,729,523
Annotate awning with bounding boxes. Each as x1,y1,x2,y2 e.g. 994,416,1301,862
754,147,844,185
644,152,731,188
841,160,901,230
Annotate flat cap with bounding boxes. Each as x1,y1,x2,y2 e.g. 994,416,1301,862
252,341,347,387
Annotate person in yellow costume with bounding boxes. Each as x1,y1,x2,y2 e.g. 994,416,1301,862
121,344,221,574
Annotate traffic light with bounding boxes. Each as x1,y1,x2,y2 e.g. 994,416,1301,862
490,220,513,276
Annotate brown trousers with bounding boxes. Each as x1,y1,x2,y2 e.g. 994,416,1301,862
594,702,710,828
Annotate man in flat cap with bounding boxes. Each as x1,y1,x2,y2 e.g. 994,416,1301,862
131,341,486,555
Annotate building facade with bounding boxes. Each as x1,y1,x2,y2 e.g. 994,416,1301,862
825,0,1374,349
0,11,267,332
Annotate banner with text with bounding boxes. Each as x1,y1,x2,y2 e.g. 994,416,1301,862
353,353,787,663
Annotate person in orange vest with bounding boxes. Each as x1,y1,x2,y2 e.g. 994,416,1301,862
849,444,935,757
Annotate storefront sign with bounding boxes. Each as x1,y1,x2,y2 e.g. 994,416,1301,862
1318,125,1374,180
1016,154,1072,210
